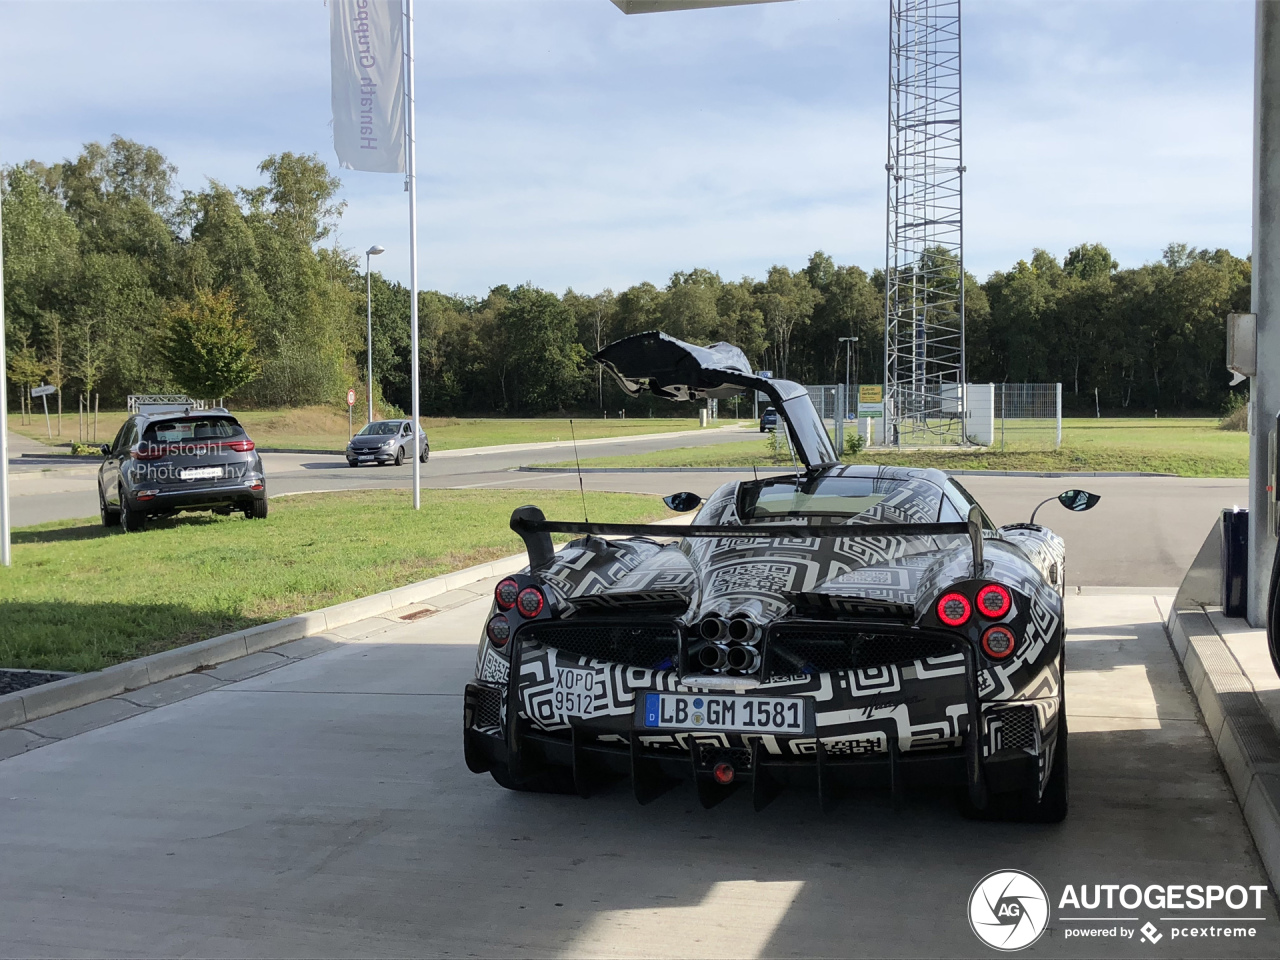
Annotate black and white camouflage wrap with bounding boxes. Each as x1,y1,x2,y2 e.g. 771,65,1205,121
470,465,1070,795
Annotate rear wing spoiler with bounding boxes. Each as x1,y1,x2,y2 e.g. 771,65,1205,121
510,505,986,577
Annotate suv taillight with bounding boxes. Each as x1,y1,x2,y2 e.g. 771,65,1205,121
225,439,255,453
130,444,166,461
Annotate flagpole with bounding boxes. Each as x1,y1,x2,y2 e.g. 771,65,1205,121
406,0,421,511
0,167,10,566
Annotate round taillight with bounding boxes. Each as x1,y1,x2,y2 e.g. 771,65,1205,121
976,584,1012,618
936,592,971,627
487,615,511,648
516,586,545,618
712,762,735,785
982,625,1016,659
495,578,519,610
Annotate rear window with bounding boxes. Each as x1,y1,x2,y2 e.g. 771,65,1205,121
143,417,244,443
740,475,943,523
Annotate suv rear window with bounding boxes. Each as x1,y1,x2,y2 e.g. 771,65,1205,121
143,417,245,443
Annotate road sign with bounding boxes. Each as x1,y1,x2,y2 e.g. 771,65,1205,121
31,384,56,398
858,384,884,419
758,370,773,379
347,389,356,407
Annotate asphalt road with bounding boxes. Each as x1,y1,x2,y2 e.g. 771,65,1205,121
6,427,1241,587
0,588,1273,958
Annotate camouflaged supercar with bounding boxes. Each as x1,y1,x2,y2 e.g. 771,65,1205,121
463,332,1097,820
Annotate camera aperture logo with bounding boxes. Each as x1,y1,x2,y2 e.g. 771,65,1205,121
968,870,1049,951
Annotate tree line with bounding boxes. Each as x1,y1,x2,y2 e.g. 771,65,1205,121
3,138,1250,420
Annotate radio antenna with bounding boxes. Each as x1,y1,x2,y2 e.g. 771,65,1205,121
570,419,588,522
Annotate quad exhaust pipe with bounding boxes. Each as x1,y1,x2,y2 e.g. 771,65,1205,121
698,643,729,670
727,616,760,644
695,614,761,674
699,616,729,642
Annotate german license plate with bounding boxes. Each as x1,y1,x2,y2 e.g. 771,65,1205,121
358,455,374,461
552,665,597,718
178,466,222,480
639,693,810,734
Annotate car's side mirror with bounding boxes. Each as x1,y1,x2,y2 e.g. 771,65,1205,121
99,444,111,456
1058,489,1101,512
663,492,702,512
1030,489,1101,524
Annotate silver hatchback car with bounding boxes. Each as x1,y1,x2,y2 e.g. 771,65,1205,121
346,419,430,467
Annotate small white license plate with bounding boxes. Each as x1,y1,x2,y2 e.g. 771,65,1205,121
552,665,597,718
178,466,223,480
640,693,809,734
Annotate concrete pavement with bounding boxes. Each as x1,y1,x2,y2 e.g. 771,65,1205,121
0,588,1274,958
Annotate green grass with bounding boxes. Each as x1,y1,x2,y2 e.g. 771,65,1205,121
0,489,672,673
536,418,1249,478
7,407,713,453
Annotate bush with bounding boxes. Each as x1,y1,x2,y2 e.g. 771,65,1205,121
765,428,789,463
1220,404,1248,432
70,442,103,456
845,432,866,457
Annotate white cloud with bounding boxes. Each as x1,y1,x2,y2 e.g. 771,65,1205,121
0,0,1254,294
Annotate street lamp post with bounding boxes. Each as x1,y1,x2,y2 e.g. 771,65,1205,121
365,244,385,424
838,336,858,420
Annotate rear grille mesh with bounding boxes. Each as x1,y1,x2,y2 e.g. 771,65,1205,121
518,622,680,671
473,685,502,729
765,625,959,678
994,707,1036,751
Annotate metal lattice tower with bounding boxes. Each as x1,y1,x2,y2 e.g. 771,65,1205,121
884,0,965,445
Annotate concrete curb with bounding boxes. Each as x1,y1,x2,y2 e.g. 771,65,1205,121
0,551,531,733
1164,605,1280,892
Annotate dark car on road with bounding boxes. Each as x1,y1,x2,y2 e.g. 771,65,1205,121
759,406,779,432
346,419,430,467
98,409,267,532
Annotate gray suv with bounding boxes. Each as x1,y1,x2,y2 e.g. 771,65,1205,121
346,419,430,467
98,410,267,532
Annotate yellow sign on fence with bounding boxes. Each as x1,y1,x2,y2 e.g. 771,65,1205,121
858,385,883,403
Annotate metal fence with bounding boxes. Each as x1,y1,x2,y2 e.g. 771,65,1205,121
990,383,1062,451
767,382,1062,450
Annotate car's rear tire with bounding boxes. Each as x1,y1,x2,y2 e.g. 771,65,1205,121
488,760,577,795
99,487,119,528
119,492,146,533
394,447,404,466
960,712,1068,823
246,498,268,520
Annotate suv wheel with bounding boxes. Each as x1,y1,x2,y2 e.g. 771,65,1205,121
246,498,268,520
99,486,120,528
119,491,146,533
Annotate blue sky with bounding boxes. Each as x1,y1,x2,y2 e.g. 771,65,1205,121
0,0,1254,295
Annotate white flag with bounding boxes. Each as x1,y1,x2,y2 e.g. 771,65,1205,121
330,0,405,173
